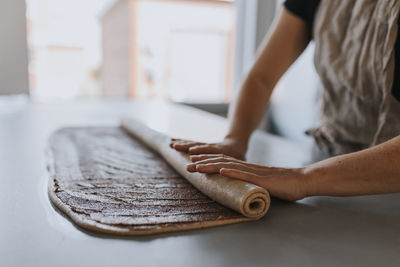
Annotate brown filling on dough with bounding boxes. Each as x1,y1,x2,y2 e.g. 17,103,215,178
48,127,243,232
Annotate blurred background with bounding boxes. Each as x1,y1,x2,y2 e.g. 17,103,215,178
0,0,319,147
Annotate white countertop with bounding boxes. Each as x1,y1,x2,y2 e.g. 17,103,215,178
1,99,399,267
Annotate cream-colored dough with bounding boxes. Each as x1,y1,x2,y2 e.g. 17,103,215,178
48,180,251,236
47,127,252,235
121,118,271,219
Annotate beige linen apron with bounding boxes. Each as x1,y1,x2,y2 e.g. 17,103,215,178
308,0,400,157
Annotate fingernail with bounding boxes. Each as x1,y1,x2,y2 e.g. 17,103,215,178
196,164,205,170
187,164,196,172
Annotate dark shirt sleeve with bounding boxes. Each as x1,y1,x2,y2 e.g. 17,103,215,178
392,20,400,102
284,0,321,39
284,0,400,102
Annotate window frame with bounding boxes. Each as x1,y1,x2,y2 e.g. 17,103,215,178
0,0,29,95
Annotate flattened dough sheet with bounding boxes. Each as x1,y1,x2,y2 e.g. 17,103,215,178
48,127,251,235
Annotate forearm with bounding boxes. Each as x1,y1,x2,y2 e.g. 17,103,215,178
225,72,274,148
304,136,400,196
225,7,310,148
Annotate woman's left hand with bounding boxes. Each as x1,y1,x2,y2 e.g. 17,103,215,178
187,154,309,201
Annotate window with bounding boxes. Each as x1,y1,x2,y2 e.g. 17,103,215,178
26,0,236,103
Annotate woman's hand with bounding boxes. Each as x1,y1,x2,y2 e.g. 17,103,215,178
186,154,309,201
170,137,247,160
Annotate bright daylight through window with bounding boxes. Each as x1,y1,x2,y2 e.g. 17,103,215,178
26,0,236,103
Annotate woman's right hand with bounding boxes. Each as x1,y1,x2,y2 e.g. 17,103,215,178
169,137,247,160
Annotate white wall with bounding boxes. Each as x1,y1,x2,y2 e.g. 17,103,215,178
255,0,276,48
270,44,320,145
0,0,29,95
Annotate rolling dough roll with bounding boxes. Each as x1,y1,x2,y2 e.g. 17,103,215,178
121,118,271,219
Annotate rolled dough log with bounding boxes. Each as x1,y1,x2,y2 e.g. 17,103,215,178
121,118,270,219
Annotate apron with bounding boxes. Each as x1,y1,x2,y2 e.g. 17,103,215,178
307,0,400,157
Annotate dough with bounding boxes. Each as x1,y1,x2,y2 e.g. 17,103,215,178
121,118,270,219
47,127,251,235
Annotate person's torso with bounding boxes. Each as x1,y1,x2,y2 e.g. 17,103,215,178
308,0,400,156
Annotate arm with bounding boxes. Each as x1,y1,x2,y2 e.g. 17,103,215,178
186,135,400,201
170,7,310,158
225,7,310,149
304,135,400,196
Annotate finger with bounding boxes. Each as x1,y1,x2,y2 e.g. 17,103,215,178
171,141,190,152
190,154,277,176
190,154,236,162
219,168,261,184
190,157,238,166
186,163,197,172
190,154,271,174
170,139,181,148
171,138,184,142
208,158,277,175
172,141,205,152
169,141,179,148
170,138,197,146
195,162,251,174
188,144,221,155
196,161,269,176
190,154,225,162
170,138,185,147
